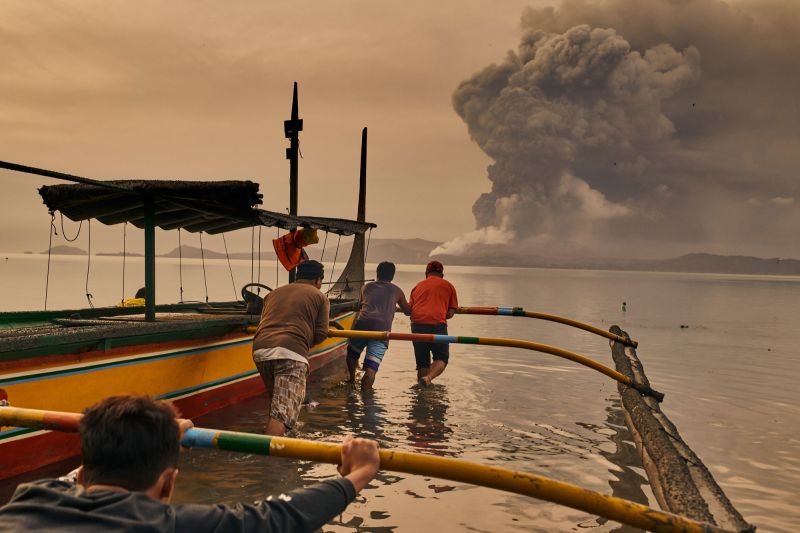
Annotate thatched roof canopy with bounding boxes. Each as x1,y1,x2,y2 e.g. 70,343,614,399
39,180,375,236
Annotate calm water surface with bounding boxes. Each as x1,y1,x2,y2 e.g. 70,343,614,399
1,255,798,532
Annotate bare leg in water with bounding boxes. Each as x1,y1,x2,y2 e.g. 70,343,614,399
418,360,446,386
361,368,377,390
346,356,358,384
263,387,287,436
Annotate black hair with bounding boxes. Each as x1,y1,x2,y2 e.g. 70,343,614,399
376,261,396,281
79,396,180,491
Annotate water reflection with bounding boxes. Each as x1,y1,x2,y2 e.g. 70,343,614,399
575,397,650,532
405,384,453,456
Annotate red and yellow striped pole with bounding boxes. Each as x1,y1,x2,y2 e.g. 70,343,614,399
456,306,637,347
327,329,662,401
0,404,731,533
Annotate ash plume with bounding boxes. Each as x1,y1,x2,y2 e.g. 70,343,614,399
437,0,800,259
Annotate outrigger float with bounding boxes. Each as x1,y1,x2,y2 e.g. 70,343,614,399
324,311,753,531
0,83,375,480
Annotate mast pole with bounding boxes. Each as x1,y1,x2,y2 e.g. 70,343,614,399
144,195,156,321
358,127,367,222
284,82,303,283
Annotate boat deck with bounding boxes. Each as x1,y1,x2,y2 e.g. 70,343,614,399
0,312,257,365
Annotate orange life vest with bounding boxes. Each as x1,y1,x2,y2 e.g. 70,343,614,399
273,228,319,271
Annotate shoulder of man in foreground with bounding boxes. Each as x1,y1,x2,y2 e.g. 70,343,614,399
0,479,174,531
1,478,355,533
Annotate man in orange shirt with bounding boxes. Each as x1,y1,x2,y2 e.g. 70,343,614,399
409,261,459,386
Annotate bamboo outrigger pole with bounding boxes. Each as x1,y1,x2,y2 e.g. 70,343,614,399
0,405,734,533
456,306,637,347
326,329,663,401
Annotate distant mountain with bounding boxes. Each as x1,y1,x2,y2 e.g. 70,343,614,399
159,245,277,261
40,245,86,255
97,251,143,257
643,253,800,276
72,240,800,276
364,238,442,265
161,245,225,259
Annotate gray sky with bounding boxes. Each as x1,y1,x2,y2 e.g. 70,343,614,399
1,0,798,259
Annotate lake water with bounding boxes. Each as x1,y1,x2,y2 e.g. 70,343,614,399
1,254,798,532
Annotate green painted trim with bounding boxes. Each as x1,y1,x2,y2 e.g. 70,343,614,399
511,308,526,316
457,336,481,344
0,324,243,364
216,432,272,454
157,369,258,400
0,302,244,329
0,426,39,442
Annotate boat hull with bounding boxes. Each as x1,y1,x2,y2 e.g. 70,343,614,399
0,312,355,480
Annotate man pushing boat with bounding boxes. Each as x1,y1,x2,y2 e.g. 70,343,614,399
0,395,380,532
251,260,329,436
409,261,459,386
347,261,412,390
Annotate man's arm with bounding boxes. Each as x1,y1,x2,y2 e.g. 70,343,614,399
313,296,331,345
396,288,411,316
446,283,459,319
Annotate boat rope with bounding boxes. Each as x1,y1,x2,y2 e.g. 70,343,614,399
121,222,127,303
221,234,237,301
250,226,255,285
199,232,209,303
0,405,731,533
364,227,373,269
59,212,82,242
177,229,184,303
44,213,56,310
328,234,341,289
456,306,637,347
257,226,262,293
326,329,662,401
84,220,94,308
319,230,329,263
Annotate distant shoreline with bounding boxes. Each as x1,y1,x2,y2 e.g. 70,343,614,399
4,240,800,278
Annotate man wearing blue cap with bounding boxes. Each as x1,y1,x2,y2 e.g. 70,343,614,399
252,260,328,436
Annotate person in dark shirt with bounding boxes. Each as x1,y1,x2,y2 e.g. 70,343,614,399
0,395,380,532
251,260,329,436
347,261,411,390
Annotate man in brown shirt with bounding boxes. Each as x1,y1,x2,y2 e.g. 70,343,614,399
252,260,329,436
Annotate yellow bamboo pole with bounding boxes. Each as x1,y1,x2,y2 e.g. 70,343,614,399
0,405,732,533
326,329,663,401
456,306,637,347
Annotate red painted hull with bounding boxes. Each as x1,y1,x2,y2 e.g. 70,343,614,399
0,340,348,481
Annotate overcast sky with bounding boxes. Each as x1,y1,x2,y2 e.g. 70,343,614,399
1,0,798,259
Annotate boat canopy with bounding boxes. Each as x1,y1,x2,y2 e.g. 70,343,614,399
39,180,376,236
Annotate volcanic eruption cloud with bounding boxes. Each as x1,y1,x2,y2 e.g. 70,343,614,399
435,0,800,259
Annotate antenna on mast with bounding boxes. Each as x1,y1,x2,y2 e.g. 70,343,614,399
284,82,303,282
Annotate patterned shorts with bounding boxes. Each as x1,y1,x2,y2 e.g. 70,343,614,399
255,359,308,430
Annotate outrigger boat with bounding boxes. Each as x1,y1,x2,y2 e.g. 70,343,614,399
0,311,756,531
0,83,376,480
0,84,754,530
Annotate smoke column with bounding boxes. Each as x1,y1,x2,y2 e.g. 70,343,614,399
437,0,800,259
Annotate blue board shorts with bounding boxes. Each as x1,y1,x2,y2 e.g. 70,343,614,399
347,338,389,372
